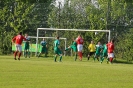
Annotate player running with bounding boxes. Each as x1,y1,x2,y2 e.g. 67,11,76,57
94,42,102,62
107,39,115,64
38,38,48,57
76,34,84,61
12,32,26,60
54,36,62,62
24,33,30,58
65,38,77,61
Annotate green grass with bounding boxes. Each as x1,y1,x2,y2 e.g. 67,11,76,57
0,55,133,88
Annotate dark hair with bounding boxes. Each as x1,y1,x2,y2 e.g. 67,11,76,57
111,39,114,43
57,36,59,39
19,32,22,35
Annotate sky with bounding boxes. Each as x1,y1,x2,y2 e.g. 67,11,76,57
55,0,65,7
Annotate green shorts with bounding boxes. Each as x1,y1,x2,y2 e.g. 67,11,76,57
70,45,77,52
41,47,47,53
95,52,102,57
54,47,62,55
102,52,108,57
24,45,29,50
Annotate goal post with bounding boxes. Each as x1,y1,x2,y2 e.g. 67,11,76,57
36,28,111,56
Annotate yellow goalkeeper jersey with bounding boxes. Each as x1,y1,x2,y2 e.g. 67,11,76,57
88,44,96,52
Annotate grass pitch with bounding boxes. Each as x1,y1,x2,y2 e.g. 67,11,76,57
0,56,133,88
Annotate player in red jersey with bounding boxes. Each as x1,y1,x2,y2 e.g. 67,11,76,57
106,39,114,64
12,32,26,60
76,34,84,61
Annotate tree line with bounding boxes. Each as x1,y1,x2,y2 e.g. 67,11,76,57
0,0,133,61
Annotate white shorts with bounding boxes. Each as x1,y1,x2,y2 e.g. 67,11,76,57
15,44,22,52
77,44,83,52
108,53,114,58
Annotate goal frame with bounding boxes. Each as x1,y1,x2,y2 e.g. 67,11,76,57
36,28,111,56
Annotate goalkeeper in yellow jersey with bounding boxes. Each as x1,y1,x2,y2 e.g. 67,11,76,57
87,40,96,60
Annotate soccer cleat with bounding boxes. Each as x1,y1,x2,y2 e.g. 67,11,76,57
14,58,17,60
18,58,20,60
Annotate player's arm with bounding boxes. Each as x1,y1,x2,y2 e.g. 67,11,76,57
12,36,16,43
23,36,26,41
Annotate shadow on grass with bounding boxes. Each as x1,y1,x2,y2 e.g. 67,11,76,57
113,59,133,64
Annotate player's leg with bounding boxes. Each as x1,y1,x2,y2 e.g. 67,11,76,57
109,53,114,63
54,48,58,62
88,52,93,60
44,48,48,57
100,53,104,64
94,53,99,61
65,46,71,51
77,44,83,61
107,53,109,64
58,49,62,62
14,45,18,60
18,45,22,60
38,47,43,57
73,47,77,61
87,52,91,60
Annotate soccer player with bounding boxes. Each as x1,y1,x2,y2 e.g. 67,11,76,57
87,40,96,60
94,42,102,62
100,43,108,64
106,39,115,64
24,33,30,58
12,32,26,60
76,34,84,61
38,38,48,57
54,36,62,62
65,38,77,61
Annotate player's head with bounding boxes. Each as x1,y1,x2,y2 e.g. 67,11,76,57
91,40,94,44
19,32,22,35
78,34,81,37
56,36,59,39
111,39,114,43
43,38,45,41
98,42,101,45
25,33,28,36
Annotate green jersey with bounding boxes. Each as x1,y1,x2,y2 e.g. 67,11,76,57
95,45,102,54
70,41,77,52
41,41,47,47
103,44,107,53
54,39,60,49
54,39,62,54
72,41,77,47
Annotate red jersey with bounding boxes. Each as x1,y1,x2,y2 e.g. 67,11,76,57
12,34,26,45
76,37,84,44
106,42,114,53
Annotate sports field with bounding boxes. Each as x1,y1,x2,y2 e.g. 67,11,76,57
0,56,133,88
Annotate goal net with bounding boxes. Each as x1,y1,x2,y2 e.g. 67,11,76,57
36,28,111,56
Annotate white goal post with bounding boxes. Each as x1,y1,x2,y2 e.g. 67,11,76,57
36,28,111,56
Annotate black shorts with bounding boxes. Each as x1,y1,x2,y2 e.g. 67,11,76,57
89,52,95,56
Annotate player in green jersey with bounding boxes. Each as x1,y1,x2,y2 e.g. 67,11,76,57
24,33,30,58
100,43,108,64
38,38,47,57
54,36,62,62
65,38,77,61
94,42,103,62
